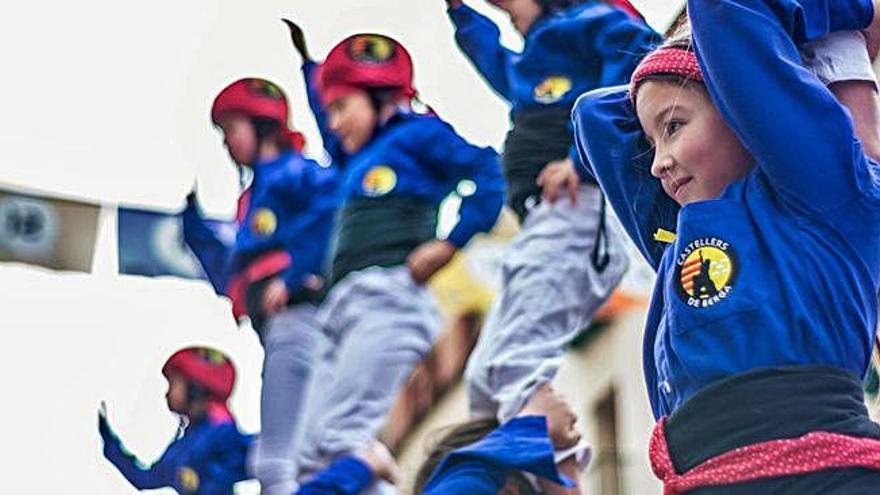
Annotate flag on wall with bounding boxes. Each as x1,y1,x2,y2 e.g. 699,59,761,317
0,187,100,272
117,206,233,280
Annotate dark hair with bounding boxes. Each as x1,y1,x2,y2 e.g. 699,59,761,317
539,0,578,13
413,418,537,494
252,117,291,151
366,87,403,112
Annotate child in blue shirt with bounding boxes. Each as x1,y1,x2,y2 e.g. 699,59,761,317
185,78,339,495
282,26,505,487
444,0,657,424
573,1,880,492
98,347,252,494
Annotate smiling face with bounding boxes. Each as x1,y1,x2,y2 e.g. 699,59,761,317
636,79,754,206
327,91,378,154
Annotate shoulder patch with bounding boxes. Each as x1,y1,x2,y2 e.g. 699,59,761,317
361,165,397,197
674,237,737,308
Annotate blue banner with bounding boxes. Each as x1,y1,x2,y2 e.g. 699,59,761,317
117,207,232,280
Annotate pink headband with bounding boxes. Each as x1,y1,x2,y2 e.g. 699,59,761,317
630,48,703,101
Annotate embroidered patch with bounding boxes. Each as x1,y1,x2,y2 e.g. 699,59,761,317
362,165,397,197
247,79,283,100
675,237,737,308
534,76,572,104
348,34,395,63
197,348,227,365
178,466,200,493
252,208,277,237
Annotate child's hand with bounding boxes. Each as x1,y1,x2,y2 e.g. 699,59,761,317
98,401,112,439
261,277,290,316
537,158,580,205
282,18,312,62
356,441,402,485
407,240,456,285
518,384,581,450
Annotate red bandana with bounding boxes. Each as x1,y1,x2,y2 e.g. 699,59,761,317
630,48,703,101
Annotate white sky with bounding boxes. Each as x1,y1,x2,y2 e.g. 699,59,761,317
0,1,681,492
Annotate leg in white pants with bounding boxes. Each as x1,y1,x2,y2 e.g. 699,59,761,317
253,303,327,495
465,184,629,421
295,266,442,482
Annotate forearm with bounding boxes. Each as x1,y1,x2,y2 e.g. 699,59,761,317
103,439,166,489
831,79,880,161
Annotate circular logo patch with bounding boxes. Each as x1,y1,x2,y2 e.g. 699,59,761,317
177,466,200,493
362,165,397,197
675,237,737,308
247,79,283,100
197,348,227,365
252,208,277,237
534,76,572,104
348,35,396,63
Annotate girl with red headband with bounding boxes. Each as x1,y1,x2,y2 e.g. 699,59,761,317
184,78,338,495
284,26,505,487
98,347,252,494
442,0,657,426
573,0,880,492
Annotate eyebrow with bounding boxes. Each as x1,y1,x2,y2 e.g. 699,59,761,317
652,104,678,134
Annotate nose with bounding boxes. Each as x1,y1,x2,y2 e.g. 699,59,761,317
651,151,673,179
328,111,343,134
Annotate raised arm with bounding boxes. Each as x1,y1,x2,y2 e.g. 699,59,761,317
99,410,174,490
688,0,879,214
181,193,235,294
568,2,660,88
283,19,347,166
572,87,679,270
447,2,515,101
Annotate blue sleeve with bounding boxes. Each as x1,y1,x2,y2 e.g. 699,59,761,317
297,455,374,495
572,87,679,270
302,61,348,167
415,119,505,248
570,3,660,88
277,165,338,293
448,3,514,101
181,198,233,294
100,420,174,490
688,0,879,214
423,416,574,494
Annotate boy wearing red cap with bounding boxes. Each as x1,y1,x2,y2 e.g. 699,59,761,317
285,27,505,487
183,78,338,495
98,347,252,494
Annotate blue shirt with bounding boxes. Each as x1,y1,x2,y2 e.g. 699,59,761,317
572,0,880,418
100,406,252,494
423,416,573,493
183,150,338,294
302,62,505,249
448,1,658,183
